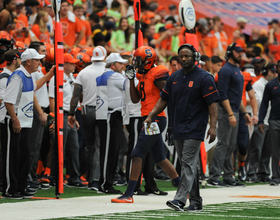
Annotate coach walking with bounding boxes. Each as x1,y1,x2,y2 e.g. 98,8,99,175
144,44,219,211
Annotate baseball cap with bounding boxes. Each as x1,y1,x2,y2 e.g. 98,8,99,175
264,63,277,72
227,43,245,52
157,6,166,12
236,16,248,23
106,53,128,64
165,23,175,29
169,4,176,10
64,53,79,63
96,0,107,8
91,46,107,61
251,56,265,64
21,48,45,62
103,21,116,30
197,18,209,31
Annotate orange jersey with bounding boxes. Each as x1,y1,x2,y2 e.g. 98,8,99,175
242,71,252,106
196,32,218,57
61,16,83,47
136,65,169,117
211,30,228,51
78,19,91,46
31,24,51,43
10,13,30,44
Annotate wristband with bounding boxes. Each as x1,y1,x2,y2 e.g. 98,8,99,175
229,114,234,117
69,113,74,116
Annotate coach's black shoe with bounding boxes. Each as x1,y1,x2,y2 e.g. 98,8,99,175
166,200,185,211
207,179,227,187
269,179,280,186
184,205,203,212
25,187,37,194
88,181,99,191
133,188,148,195
98,186,122,194
1,193,23,199
19,190,34,199
223,179,246,187
145,189,168,195
246,175,259,183
259,176,271,183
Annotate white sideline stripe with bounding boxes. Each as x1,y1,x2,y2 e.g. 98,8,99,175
0,185,279,220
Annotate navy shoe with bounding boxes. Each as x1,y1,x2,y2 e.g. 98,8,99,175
184,205,203,212
88,181,99,191
145,189,168,196
166,200,185,211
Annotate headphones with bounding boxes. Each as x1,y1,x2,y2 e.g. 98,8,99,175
225,42,236,60
178,43,201,62
262,63,275,76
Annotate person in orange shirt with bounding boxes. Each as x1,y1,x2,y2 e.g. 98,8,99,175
196,18,218,58
73,4,92,47
31,10,51,43
10,0,30,44
60,0,84,50
268,19,280,62
211,16,228,57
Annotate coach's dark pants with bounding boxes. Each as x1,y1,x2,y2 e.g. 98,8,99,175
97,111,123,190
1,119,30,195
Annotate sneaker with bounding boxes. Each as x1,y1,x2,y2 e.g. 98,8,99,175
166,200,185,211
184,205,203,212
207,179,227,187
111,195,134,203
246,175,259,183
98,186,122,194
115,179,127,186
67,180,87,188
88,181,99,191
238,166,247,182
145,189,168,196
25,187,37,194
133,188,148,195
223,179,246,187
39,174,50,184
19,190,34,199
40,183,50,190
259,176,271,183
1,193,23,199
27,182,41,190
80,175,87,182
269,179,280,186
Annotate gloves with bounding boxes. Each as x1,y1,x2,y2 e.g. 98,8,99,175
125,65,135,80
165,127,174,146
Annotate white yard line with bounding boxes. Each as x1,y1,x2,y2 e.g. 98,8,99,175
0,185,279,220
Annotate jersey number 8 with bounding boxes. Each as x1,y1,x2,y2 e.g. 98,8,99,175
139,82,146,101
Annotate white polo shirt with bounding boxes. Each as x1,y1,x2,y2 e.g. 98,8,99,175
75,62,105,106
105,68,126,111
49,72,75,112
32,66,49,108
252,77,271,125
0,67,12,100
3,65,37,114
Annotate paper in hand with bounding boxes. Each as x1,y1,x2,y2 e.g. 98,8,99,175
144,122,160,135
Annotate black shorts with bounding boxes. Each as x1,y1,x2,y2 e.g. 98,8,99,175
131,116,166,164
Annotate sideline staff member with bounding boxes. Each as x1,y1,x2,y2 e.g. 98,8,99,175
144,44,219,211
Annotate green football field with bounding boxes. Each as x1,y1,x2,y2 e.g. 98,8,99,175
1,179,280,220
47,199,280,220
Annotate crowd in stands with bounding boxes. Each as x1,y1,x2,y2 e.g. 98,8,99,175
0,0,280,200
